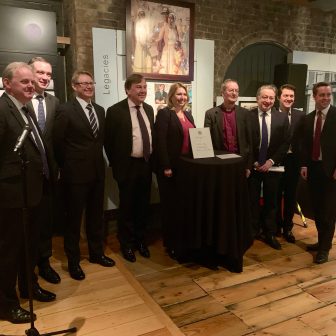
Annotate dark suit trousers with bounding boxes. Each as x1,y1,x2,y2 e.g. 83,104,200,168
36,182,53,267
0,206,40,312
63,179,105,263
249,170,281,237
117,158,152,248
308,161,336,251
277,153,300,231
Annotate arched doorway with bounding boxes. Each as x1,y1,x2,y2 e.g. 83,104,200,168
225,42,289,97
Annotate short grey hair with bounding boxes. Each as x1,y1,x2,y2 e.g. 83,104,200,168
220,79,238,93
256,84,277,98
2,62,32,80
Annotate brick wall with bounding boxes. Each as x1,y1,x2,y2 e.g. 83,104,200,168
63,0,336,98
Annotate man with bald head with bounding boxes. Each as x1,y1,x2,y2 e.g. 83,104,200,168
0,62,55,324
249,84,289,250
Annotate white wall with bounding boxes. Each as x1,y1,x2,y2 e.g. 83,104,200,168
289,51,336,72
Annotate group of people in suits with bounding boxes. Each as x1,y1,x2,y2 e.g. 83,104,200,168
204,79,336,265
0,58,335,325
0,64,154,324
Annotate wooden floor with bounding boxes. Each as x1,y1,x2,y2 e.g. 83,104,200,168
0,237,182,336
2,214,336,336
121,215,336,336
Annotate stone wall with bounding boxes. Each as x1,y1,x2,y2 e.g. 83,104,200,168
63,0,336,99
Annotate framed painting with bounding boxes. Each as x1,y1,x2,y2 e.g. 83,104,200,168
126,0,195,81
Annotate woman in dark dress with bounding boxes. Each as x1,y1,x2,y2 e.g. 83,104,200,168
154,82,195,257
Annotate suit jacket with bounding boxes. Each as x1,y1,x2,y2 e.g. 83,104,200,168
104,98,155,183
53,98,105,183
0,93,46,208
250,107,289,165
204,104,252,168
287,108,305,160
27,92,59,178
302,105,336,177
154,107,195,171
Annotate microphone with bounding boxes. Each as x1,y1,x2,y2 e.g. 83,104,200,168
14,125,31,152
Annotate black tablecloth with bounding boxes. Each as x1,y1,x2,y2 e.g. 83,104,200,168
174,152,253,272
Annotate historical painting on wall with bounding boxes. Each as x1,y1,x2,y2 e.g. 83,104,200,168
126,0,195,81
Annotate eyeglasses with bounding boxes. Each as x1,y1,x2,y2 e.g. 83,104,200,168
75,82,96,87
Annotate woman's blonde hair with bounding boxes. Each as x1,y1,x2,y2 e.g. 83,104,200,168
167,82,189,110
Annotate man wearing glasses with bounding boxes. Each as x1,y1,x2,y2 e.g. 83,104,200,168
53,71,115,281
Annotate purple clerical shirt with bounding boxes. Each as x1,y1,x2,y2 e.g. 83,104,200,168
222,105,238,153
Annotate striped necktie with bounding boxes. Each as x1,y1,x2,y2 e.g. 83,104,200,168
36,95,46,132
86,103,98,138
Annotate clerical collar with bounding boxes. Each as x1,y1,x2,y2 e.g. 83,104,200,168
221,104,235,113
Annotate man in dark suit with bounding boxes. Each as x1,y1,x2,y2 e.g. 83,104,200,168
105,74,154,263
249,84,289,250
0,62,56,324
27,56,61,284
204,79,252,176
53,70,115,281
301,82,336,264
276,84,305,243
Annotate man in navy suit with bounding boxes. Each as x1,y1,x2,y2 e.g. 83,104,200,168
53,71,115,280
249,84,289,250
276,84,305,243
27,56,61,284
301,82,336,264
0,62,55,324
104,74,154,263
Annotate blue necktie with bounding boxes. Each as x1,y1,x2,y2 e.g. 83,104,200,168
22,106,50,179
37,95,46,132
258,112,268,165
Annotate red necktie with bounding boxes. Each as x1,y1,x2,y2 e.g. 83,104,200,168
312,111,322,161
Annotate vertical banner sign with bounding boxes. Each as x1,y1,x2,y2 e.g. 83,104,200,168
92,28,119,111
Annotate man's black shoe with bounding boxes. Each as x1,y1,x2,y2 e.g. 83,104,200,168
264,235,282,250
89,255,115,267
0,306,35,324
68,262,85,280
39,264,61,284
137,243,150,258
307,242,319,251
315,250,329,264
283,230,296,244
121,247,136,262
21,284,56,302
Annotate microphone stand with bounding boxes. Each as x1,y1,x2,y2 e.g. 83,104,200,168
13,132,77,336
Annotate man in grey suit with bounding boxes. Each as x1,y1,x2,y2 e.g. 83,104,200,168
301,82,336,264
204,79,252,176
27,57,61,284
104,74,154,263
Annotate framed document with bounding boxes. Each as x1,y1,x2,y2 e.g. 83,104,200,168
189,128,214,159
